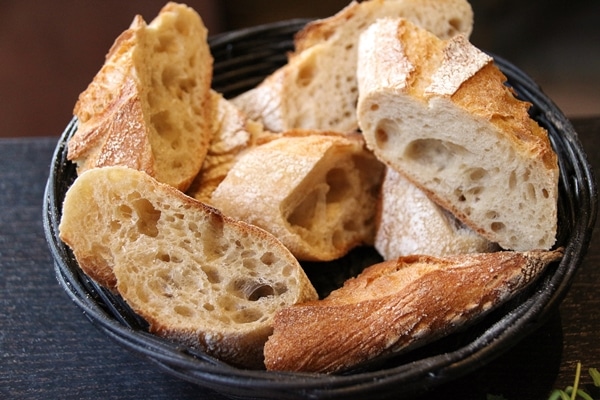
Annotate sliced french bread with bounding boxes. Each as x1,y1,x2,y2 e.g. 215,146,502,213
68,2,214,192
376,167,498,259
357,18,559,251
264,248,563,373
186,91,274,204
232,0,474,133
210,131,385,261
58,166,318,368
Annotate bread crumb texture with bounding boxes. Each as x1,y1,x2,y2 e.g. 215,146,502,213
210,133,384,261
59,166,317,368
69,3,213,192
357,18,558,251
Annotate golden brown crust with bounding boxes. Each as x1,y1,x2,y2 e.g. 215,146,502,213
264,249,563,373
451,63,557,170
357,18,559,251
70,77,155,176
293,1,363,53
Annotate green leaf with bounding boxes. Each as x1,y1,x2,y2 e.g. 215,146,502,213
548,389,572,400
589,367,600,387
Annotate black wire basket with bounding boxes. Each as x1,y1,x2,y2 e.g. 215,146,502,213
43,20,597,399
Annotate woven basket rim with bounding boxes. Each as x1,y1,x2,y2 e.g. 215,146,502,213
43,19,597,400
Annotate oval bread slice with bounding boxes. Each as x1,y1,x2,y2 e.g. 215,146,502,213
58,166,318,368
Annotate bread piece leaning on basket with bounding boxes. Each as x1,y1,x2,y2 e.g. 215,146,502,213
66,2,214,192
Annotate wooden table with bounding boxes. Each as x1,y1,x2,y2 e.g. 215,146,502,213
1,118,599,399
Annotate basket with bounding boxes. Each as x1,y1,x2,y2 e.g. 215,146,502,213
43,20,597,399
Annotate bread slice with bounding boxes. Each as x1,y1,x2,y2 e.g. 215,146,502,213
186,91,273,204
232,0,474,133
264,248,563,373
68,2,214,192
58,166,318,368
356,18,559,251
376,167,498,259
210,132,385,261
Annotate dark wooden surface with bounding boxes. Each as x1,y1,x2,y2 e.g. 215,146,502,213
1,118,599,399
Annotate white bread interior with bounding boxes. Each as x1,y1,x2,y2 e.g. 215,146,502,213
232,0,474,133
376,167,498,259
357,18,559,251
58,166,318,368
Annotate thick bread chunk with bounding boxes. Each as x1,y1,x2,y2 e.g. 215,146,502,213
186,91,273,204
357,18,559,251
210,132,385,261
376,167,498,259
68,3,214,192
232,0,473,133
58,166,318,368
264,249,563,373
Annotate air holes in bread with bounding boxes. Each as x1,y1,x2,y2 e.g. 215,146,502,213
287,189,320,230
161,66,178,88
447,18,463,36
374,118,396,147
174,305,195,318
132,198,160,237
228,278,278,301
491,222,505,232
326,168,351,203
526,183,536,201
232,308,264,324
151,110,175,138
155,33,175,53
404,139,468,172
202,266,221,283
296,53,317,87
260,252,278,266
467,167,487,182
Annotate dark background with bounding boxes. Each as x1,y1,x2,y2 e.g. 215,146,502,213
1,0,598,138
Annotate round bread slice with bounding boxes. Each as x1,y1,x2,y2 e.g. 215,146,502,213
210,132,385,261
357,18,559,251
58,166,318,369
68,3,214,192
376,167,498,259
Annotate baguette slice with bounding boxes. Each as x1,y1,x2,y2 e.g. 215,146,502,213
58,166,318,368
264,248,563,373
357,18,559,251
68,2,214,191
186,91,273,204
210,132,385,261
376,167,498,259
232,0,473,133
